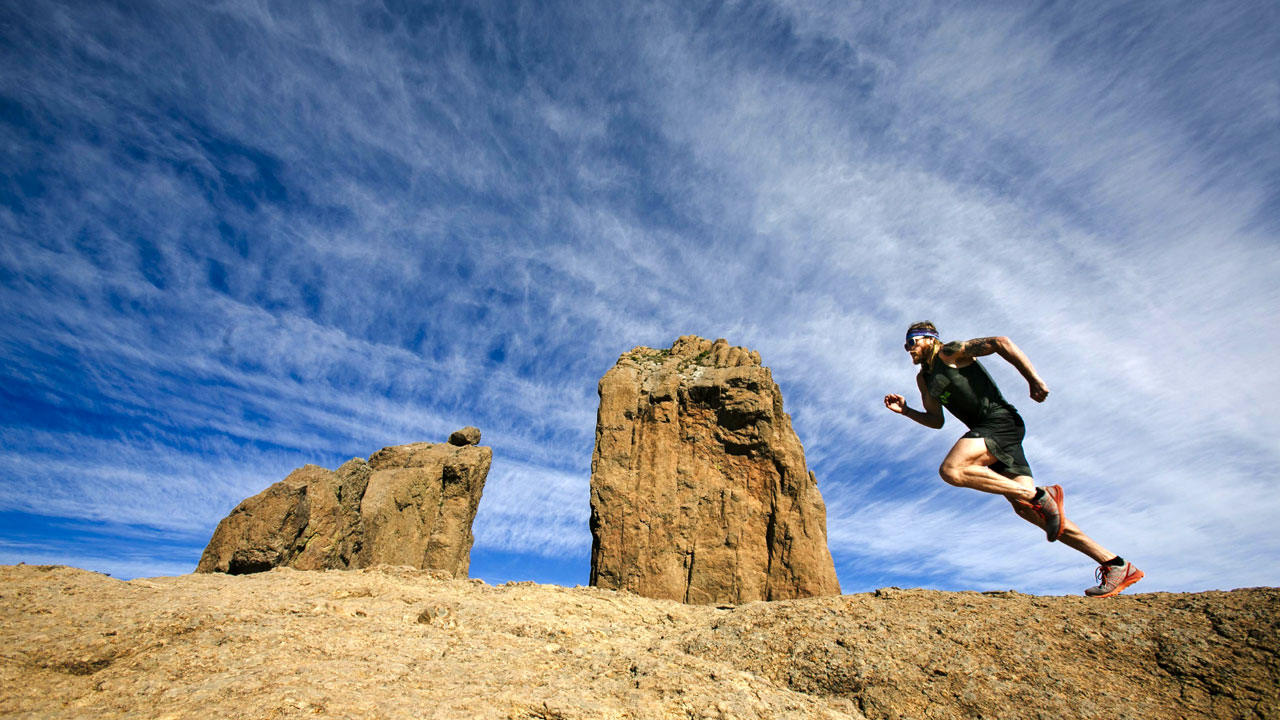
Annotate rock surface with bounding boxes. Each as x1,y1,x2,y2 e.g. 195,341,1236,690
2,565,1276,720
590,335,840,605
196,434,490,577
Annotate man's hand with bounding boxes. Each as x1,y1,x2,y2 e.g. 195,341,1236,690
1029,378,1049,403
884,393,907,414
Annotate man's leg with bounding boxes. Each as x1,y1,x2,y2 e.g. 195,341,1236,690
940,437,1141,594
939,437,1064,542
938,437,1036,501
1009,493,1144,595
1007,490,1115,564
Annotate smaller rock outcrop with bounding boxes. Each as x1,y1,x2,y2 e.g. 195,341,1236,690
197,430,491,577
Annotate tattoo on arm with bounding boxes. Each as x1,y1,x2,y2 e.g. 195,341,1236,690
944,337,1001,358
964,337,1000,356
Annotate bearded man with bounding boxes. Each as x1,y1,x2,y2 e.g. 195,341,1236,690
884,321,1143,597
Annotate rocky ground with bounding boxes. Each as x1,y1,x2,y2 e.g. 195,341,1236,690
1,565,1276,720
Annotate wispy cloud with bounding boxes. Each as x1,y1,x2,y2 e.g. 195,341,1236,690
473,460,591,557
1,0,1275,591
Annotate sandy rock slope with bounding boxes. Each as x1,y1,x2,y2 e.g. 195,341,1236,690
1,565,1276,720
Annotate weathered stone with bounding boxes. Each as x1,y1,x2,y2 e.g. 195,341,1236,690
197,437,491,577
448,426,482,446
589,335,841,604
5,564,1279,720
360,442,490,575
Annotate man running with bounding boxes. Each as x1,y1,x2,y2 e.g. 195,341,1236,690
883,321,1143,597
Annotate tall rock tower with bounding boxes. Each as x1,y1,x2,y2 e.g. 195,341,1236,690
589,336,841,604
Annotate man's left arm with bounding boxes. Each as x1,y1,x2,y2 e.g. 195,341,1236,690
943,336,1050,402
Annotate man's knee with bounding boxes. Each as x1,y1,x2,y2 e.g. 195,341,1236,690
938,462,966,487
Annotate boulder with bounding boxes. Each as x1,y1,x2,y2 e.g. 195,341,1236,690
589,335,841,604
448,426,482,446
197,436,491,577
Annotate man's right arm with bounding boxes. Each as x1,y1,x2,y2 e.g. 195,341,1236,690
884,374,944,429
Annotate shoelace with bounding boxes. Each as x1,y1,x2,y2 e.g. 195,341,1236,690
1095,562,1128,588
1094,564,1110,587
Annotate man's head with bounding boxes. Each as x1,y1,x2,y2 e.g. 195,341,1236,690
905,321,941,366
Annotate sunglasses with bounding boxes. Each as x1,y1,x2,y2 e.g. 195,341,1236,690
904,336,934,351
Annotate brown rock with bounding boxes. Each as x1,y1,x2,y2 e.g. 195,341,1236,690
589,335,841,605
448,426,482,446
4,565,1275,720
360,442,490,575
196,438,491,577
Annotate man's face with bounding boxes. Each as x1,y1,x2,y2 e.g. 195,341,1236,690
906,336,932,365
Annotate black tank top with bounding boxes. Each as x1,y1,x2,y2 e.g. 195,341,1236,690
922,357,1017,428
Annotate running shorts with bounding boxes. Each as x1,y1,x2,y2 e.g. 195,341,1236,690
963,412,1033,478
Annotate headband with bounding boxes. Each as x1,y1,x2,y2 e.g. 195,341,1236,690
905,328,940,343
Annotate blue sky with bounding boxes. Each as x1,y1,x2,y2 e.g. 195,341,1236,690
2,0,1277,595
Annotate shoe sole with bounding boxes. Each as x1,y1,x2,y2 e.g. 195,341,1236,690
1044,484,1065,542
1090,568,1145,598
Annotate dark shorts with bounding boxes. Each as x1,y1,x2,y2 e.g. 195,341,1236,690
963,412,1033,478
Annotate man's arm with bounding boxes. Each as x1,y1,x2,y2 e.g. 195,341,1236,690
941,336,1049,402
883,374,945,429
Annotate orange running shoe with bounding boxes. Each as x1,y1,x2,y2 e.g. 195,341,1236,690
1085,561,1144,598
1026,485,1065,542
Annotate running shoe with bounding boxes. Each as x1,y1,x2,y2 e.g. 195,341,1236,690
1085,561,1144,598
1027,484,1065,542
